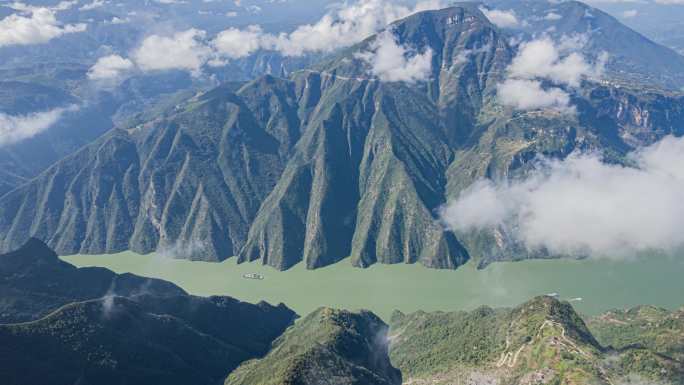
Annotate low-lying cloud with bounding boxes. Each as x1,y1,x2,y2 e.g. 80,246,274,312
479,6,519,28
0,105,78,147
497,36,607,113
440,135,684,259
88,54,134,81
0,6,86,47
132,28,213,74
357,31,432,82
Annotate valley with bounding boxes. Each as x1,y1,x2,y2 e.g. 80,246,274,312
63,251,684,321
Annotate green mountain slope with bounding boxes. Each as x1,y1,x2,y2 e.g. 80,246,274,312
1,5,683,270
0,238,184,323
0,296,295,385
389,297,683,385
588,305,684,364
225,307,402,385
0,241,297,385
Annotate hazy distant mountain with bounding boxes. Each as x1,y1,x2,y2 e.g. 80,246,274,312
485,0,684,91
0,0,327,196
1,4,683,270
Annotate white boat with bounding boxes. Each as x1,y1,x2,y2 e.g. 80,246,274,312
242,273,264,280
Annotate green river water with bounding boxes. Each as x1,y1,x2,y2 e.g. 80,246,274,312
62,252,684,321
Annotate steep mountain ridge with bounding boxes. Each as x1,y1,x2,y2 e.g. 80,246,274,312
225,307,402,385
1,5,683,269
0,296,295,385
0,238,184,323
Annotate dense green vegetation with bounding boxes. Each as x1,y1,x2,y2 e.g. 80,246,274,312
588,305,684,362
225,307,401,385
389,297,684,385
0,239,297,385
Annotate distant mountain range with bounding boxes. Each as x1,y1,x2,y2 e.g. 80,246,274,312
1,3,684,270
2,241,681,385
486,0,684,91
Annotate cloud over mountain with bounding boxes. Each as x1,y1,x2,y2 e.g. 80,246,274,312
87,54,135,80
0,106,78,147
497,36,607,112
357,31,433,82
132,29,213,74
87,0,447,78
0,6,86,47
441,136,684,259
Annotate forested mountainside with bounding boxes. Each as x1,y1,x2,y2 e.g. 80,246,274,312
1,5,683,270
389,297,684,385
0,240,296,385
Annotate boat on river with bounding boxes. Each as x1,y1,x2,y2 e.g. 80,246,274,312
243,273,264,280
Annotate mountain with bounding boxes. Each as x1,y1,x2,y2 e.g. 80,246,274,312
588,305,684,364
225,307,402,385
1,4,683,270
389,296,684,385
485,0,684,91
0,296,295,385
0,240,297,385
0,238,184,323
0,0,341,196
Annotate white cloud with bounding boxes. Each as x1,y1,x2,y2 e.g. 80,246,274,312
0,7,86,47
357,30,432,82
84,0,447,78
0,106,78,146
132,29,213,74
544,12,562,20
7,1,78,12
622,9,639,18
497,36,607,112
508,37,601,87
213,0,447,58
80,0,106,11
441,135,684,259
497,78,572,112
213,25,264,59
88,54,134,80
479,7,519,28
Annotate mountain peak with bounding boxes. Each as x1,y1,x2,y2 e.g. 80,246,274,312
0,237,58,272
